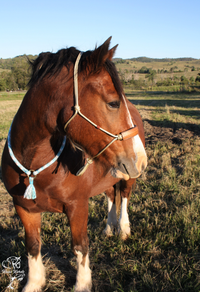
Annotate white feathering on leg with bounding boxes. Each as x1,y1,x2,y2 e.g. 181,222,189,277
103,197,118,236
22,253,45,292
74,251,92,292
119,197,131,240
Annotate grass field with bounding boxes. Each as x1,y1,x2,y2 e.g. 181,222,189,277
0,91,200,291
115,59,200,91
115,59,200,80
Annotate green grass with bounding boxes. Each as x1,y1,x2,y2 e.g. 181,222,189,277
0,91,25,101
0,91,200,291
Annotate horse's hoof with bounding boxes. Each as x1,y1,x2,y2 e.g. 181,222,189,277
74,282,92,292
103,224,113,237
119,224,131,240
22,283,43,292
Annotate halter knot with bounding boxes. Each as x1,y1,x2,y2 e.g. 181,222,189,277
117,134,123,141
29,170,37,178
76,157,93,176
74,105,81,112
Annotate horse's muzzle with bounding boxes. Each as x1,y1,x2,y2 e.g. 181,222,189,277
112,154,147,180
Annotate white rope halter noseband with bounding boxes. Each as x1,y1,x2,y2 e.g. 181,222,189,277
64,52,139,176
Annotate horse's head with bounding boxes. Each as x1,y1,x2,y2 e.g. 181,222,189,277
64,37,147,179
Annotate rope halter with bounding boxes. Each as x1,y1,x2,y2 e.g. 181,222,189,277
64,52,139,176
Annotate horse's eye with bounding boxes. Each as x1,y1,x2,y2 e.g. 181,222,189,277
107,101,120,109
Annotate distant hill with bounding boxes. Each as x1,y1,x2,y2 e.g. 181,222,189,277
114,57,198,63
1,55,198,69
0,54,199,92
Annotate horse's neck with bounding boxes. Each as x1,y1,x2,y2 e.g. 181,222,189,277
11,90,62,170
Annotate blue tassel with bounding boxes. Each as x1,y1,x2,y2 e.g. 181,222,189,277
23,177,36,200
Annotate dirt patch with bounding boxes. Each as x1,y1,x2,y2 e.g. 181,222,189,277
138,109,200,146
144,120,194,145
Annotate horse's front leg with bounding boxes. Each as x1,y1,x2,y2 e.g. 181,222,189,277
103,185,119,237
15,205,45,292
118,179,136,240
65,198,92,292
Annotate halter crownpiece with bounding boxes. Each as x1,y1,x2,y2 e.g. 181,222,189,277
64,52,139,176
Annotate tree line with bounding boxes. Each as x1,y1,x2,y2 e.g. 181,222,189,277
0,55,36,91
120,72,200,91
116,62,200,91
0,55,200,92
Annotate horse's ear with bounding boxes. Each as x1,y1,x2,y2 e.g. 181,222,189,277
106,44,118,61
99,37,118,62
87,37,118,71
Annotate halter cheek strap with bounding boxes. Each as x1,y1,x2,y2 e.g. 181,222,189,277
64,52,139,176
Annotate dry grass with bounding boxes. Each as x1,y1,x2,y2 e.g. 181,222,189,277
0,92,23,141
0,91,200,291
115,59,200,83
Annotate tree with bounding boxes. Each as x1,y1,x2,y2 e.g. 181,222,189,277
145,70,156,88
6,72,18,91
12,67,29,89
138,66,149,74
180,75,189,84
0,79,6,91
189,76,195,84
195,73,200,83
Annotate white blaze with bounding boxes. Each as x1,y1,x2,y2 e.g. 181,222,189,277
122,94,134,128
122,94,147,172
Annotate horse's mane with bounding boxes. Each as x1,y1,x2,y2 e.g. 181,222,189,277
104,59,124,97
28,46,123,97
28,47,79,87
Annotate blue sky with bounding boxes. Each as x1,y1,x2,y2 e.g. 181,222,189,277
1,0,199,59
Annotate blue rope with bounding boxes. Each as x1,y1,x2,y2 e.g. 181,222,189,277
8,126,67,200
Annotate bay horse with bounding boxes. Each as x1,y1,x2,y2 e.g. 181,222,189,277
1,37,147,292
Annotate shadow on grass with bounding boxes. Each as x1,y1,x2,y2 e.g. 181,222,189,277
0,215,26,291
130,98,200,108
170,109,200,119
127,90,200,99
0,167,2,183
145,118,200,137
0,214,77,292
